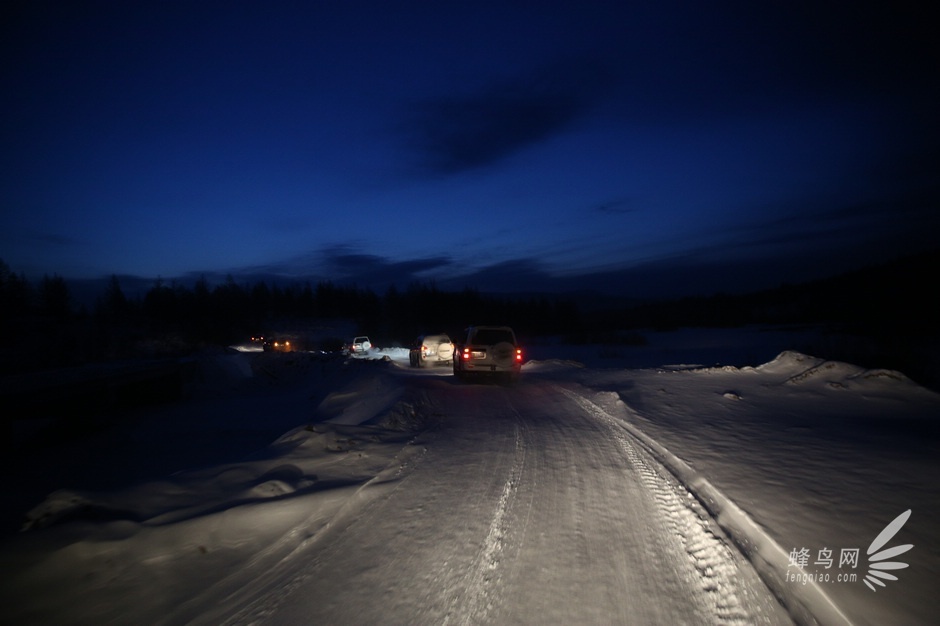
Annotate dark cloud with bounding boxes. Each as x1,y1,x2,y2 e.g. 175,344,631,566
438,259,558,294
30,232,79,247
406,57,612,175
318,247,453,286
691,189,940,286
592,198,638,215
434,254,814,300
221,246,454,292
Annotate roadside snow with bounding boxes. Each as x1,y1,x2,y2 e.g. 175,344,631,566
535,350,939,626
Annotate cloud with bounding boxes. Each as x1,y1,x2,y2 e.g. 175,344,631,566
221,248,573,295
439,258,559,293
195,233,934,303
664,187,940,292
433,253,802,299
318,246,453,285
30,232,80,247
221,245,454,291
592,198,639,215
759,191,938,253
406,57,611,175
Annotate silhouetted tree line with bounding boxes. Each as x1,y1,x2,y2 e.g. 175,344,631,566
2,251,936,388
379,282,581,343
0,260,581,375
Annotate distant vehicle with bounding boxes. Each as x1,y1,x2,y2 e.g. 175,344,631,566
348,336,372,354
453,326,522,382
409,334,455,367
262,335,295,352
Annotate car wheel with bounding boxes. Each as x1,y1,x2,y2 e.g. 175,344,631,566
491,342,515,368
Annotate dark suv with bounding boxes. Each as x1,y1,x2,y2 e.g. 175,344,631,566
453,326,522,382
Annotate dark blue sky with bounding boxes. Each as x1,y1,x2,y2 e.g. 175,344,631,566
3,1,937,298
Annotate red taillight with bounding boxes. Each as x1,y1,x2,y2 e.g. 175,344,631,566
462,348,470,360
516,348,523,361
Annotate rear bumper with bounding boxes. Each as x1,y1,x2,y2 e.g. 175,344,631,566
458,361,521,373
421,356,453,366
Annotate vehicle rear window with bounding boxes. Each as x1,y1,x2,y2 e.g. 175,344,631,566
472,329,514,345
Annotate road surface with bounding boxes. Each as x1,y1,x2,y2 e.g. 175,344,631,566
191,370,793,625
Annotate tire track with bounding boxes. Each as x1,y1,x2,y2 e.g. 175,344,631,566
562,387,752,625
444,416,527,626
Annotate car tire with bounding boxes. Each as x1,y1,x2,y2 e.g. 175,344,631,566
491,341,515,368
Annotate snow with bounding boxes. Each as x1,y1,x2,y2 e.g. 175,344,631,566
2,329,938,625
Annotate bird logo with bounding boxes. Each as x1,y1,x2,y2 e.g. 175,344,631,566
863,509,913,592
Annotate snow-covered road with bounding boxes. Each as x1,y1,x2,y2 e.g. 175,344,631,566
177,374,790,625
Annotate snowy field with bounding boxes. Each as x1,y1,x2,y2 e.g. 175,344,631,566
2,327,938,625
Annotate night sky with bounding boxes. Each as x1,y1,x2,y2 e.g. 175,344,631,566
3,2,938,298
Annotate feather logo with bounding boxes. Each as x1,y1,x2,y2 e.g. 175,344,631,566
864,509,913,592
